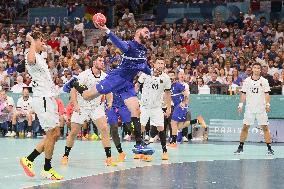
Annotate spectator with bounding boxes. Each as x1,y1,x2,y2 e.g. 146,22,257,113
217,68,226,84
226,75,239,95
262,64,274,87
270,72,282,95
197,77,210,94
11,75,27,93
73,17,85,46
122,8,136,28
207,72,222,94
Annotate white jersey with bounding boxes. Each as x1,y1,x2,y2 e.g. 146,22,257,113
138,72,171,108
241,76,270,113
17,96,33,111
76,69,107,109
25,52,56,97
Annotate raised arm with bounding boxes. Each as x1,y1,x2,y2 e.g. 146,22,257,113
26,34,36,65
107,31,129,53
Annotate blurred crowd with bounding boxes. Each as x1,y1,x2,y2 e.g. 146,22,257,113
1,1,284,140
1,6,284,96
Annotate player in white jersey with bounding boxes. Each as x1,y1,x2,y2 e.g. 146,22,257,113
138,58,172,161
20,32,63,180
235,62,274,155
61,56,117,166
12,87,34,138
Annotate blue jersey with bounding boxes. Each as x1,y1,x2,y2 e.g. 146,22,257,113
112,92,126,108
107,32,151,81
171,82,185,107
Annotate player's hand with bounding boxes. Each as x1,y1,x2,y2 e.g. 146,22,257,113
266,104,270,112
74,104,80,113
93,21,108,32
26,34,34,43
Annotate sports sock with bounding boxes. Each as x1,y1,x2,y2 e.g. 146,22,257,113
44,158,52,171
64,146,72,157
27,149,41,162
116,143,123,153
105,147,111,158
159,131,167,153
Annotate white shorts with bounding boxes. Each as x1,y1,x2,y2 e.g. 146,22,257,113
140,106,164,127
243,111,269,126
71,105,105,125
32,97,59,131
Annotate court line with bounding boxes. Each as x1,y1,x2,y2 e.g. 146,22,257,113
20,156,282,188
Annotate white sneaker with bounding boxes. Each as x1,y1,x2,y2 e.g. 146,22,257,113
10,131,16,137
149,137,155,143
123,134,131,141
26,132,32,138
144,135,150,141
182,136,188,142
5,131,11,137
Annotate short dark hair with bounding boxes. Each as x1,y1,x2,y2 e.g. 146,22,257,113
31,31,43,40
252,62,262,67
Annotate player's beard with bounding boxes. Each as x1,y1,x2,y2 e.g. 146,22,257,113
139,34,147,44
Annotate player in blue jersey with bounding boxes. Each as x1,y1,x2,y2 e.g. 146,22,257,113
167,71,206,148
106,92,132,162
66,21,151,151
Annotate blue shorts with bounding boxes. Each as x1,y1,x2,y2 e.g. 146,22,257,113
96,74,136,101
171,106,188,122
106,106,131,125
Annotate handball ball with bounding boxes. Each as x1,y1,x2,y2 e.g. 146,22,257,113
93,13,106,25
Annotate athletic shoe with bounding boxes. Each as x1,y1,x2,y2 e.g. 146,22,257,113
20,157,35,177
162,152,169,160
105,157,117,166
41,168,64,180
142,155,153,162
123,134,131,141
133,154,144,159
117,152,126,162
144,135,150,141
167,143,177,148
182,136,188,142
5,131,11,137
267,148,274,156
234,146,243,154
61,156,68,165
197,115,207,128
26,132,32,138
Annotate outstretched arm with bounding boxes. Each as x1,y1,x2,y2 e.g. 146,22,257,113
26,34,36,65
94,22,129,53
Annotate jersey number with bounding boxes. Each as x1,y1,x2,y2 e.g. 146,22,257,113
252,87,258,94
